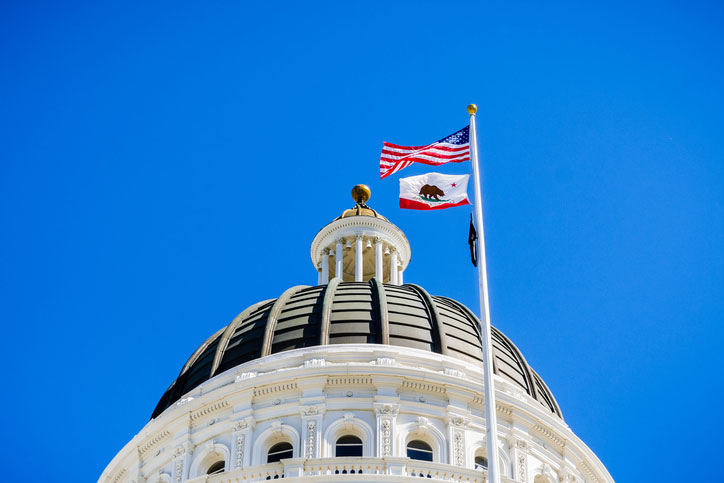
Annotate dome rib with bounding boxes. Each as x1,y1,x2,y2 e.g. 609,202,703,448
319,278,341,345
498,328,538,401
210,299,273,378
261,285,309,357
531,369,562,417
179,327,225,376
370,277,390,345
406,284,449,356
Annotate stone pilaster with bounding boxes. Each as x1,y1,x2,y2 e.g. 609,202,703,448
374,403,399,457
300,404,325,458
172,441,192,483
511,439,529,483
230,417,255,470
447,413,468,467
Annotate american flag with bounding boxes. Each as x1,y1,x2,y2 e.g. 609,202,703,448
380,125,470,179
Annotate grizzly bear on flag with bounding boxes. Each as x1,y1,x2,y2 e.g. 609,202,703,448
419,184,445,201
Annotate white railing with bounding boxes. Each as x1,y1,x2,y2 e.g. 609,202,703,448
188,457,519,482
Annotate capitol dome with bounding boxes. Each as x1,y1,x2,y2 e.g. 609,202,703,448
152,281,561,420
101,186,613,483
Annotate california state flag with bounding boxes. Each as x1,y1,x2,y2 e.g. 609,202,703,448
399,172,471,210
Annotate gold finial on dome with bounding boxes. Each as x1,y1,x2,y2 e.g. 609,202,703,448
467,104,478,114
351,184,371,205
335,184,386,221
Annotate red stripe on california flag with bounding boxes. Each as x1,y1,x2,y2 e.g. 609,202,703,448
399,197,471,210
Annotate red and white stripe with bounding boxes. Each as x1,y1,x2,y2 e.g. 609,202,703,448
380,142,470,179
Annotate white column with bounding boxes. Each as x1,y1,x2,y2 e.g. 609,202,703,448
336,239,343,281
321,249,330,284
390,250,399,285
375,238,383,280
355,235,363,282
398,267,403,285
317,266,322,285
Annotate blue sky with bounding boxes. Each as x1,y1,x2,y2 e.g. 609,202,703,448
2,1,723,481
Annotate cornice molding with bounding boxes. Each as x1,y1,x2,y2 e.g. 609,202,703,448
310,217,411,268
190,400,230,421
138,429,171,455
532,423,565,450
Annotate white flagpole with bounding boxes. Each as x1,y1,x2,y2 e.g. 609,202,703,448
468,104,501,483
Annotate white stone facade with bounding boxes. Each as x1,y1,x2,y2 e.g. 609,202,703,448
100,345,613,483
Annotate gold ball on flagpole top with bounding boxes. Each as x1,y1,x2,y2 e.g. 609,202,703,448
467,104,478,114
351,184,371,204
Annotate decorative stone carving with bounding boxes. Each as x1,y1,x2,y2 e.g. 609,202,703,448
306,420,316,458
236,371,257,382
376,356,396,365
444,367,466,378
301,405,319,416
518,454,528,482
304,358,325,367
450,415,466,427
381,419,392,456
374,403,399,416
453,430,464,466
175,396,194,407
174,460,183,483
559,467,577,482
233,419,248,431
236,434,245,469
173,446,185,458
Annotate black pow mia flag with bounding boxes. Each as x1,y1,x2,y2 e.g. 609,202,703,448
468,213,478,267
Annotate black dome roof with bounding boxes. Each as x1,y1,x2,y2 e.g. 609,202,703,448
152,280,562,419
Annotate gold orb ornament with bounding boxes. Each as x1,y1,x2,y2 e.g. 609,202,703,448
351,184,371,204
467,104,478,114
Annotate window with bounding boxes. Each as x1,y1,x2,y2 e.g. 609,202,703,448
206,461,225,475
267,442,293,463
406,440,433,461
474,455,488,470
335,435,363,457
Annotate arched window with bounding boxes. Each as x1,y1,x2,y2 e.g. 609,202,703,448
206,460,225,475
267,442,293,463
335,435,363,457
474,455,488,470
407,440,433,461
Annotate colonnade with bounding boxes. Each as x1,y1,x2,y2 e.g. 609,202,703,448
317,235,404,285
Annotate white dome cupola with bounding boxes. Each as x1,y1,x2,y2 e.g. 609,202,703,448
310,184,411,285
